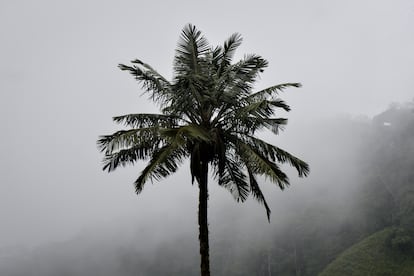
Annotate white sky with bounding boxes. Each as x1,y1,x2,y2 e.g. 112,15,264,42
0,0,413,248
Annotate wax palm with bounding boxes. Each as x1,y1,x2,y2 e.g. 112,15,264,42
98,24,309,276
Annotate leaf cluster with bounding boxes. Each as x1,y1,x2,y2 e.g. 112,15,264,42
98,24,309,220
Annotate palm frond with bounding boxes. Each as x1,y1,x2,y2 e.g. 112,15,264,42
118,62,171,103
174,24,210,75
219,101,289,134
160,124,213,143
260,118,288,134
162,104,201,124
212,45,223,69
97,127,162,154
215,33,243,75
272,146,310,177
217,54,268,100
236,99,291,118
113,113,180,128
165,76,203,120
248,170,271,221
240,135,310,177
98,127,167,172
210,127,226,177
231,117,288,135
101,141,160,172
246,83,302,102
231,54,268,83
222,33,243,63
218,156,250,202
135,143,187,194
211,55,269,123
236,140,290,189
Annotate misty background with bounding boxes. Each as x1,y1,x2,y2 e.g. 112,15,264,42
1,0,414,275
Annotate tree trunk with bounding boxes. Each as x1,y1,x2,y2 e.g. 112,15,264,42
198,161,210,276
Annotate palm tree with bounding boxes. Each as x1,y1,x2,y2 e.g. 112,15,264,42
98,24,309,276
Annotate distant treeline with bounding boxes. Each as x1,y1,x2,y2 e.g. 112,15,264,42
1,101,413,275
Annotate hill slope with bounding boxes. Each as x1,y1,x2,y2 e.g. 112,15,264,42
319,228,414,276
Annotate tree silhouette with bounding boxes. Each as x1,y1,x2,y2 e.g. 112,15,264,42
98,24,309,276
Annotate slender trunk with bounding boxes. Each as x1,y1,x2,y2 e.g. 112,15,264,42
198,161,210,276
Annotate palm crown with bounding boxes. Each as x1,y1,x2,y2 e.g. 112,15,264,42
98,24,309,221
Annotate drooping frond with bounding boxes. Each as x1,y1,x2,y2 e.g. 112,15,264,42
248,170,271,221
217,155,250,202
235,139,290,189
246,83,302,102
272,146,310,177
135,142,188,194
240,135,310,177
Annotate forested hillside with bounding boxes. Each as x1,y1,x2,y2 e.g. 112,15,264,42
1,101,413,275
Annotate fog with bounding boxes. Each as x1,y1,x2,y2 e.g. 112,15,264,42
1,1,413,275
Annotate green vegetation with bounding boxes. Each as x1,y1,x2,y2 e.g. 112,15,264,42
4,100,413,275
98,24,308,276
316,102,414,275
320,228,414,276
223,101,414,275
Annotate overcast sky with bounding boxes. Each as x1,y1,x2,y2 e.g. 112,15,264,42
1,0,413,249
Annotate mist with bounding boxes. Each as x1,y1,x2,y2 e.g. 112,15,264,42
1,1,413,275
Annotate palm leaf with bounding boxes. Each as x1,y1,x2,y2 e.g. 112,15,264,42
174,24,210,75
258,118,288,134
236,99,291,118
97,127,162,154
168,76,203,116
218,156,250,202
118,62,171,103
246,83,302,102
101,141,160,172
217,54,268,101
236,140,290,189
248,170,271,221
233,117,288,135
241,135,310,177
135,143,187,193
215,33,243,75
160,124,213,143
272,146,310,177
113,113,180,128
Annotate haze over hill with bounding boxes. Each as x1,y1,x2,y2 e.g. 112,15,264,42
1,1,413,275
